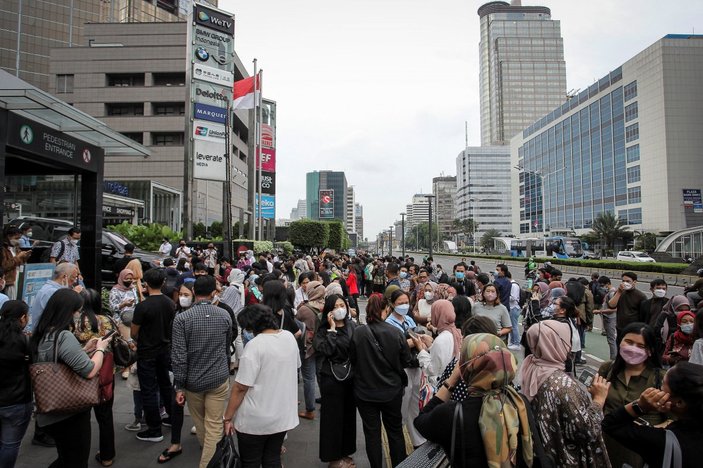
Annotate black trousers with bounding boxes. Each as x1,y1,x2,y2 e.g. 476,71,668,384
137,351,173,430
93,381,116,460
319,374,356,462
356,392,406,468
237,430,286,468
44,410,92,468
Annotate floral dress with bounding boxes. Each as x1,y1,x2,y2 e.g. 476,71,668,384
108,287,138,322
532,371,611,468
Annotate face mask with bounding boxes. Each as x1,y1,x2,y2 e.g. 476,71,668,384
680,323,694,335
619,344,649,365
394,304,410,316
71,239,79,245
622,282,633,290
242,330,255,342
455,272,465,280
400,272,408,279
123,281,133,288
179,296,193,308
332,307,347,321
26,231,33,238
653,289,666,298
495,270,500,276
10,239,20,246
484,292,497,302
424,291,433,301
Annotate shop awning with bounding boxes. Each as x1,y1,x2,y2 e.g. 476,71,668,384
0,70,150,158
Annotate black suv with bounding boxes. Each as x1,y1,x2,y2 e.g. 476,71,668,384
8,217,162,286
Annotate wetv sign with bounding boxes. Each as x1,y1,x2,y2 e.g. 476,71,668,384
194,4,234,35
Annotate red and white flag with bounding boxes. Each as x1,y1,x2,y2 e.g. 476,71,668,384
232,74,260,110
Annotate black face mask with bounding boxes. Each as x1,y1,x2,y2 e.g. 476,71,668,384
123,281,133,288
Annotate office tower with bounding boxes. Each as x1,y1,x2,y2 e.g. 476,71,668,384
432,176,456,240
306,171,348,223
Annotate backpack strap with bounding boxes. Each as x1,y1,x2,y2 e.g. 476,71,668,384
663,430,682,468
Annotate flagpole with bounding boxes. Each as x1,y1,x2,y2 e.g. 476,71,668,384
252,58,259,240
257,69,264,241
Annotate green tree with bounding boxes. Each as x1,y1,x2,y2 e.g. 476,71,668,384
289,220,330,252
480,229,502,251
408,222,440,250
634,230,658,252
193,222,207,239
326,221,347,251
209,221,223,238
590,211,629,256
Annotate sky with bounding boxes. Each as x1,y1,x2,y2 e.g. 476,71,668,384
219,0,703,240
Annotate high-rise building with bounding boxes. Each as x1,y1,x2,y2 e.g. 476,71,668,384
478,0,567,146
432,176,456,240
48,21,249,229
0,0,216,91
297,199,307,219
512,35,703,235
354,203,364,241
409,194,432,228
456,146,512,237
345,186,356,232
306,171,348,223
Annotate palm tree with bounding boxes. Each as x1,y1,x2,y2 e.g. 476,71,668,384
480,229,502,252
590,212,629,256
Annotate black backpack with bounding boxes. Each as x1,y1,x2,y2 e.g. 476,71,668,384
512,281,531,308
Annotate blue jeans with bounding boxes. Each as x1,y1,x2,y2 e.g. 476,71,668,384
300,354,317,412
137,351,173,431
509,306,522,345
0,401,32,468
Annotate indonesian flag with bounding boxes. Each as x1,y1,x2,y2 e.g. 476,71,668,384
232,74,260,110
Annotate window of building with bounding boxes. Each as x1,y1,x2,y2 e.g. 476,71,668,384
628,208,642,225
56,74,74,93
153,102,185,116
627,165,641,184
624,81,637,101
625,102,638,122
107,73,145,87
121,132,143,144
153,73,186,87
628,186,641,204
626,144,640,163
106,103,144,116
625,123,639,143
152,132,184,146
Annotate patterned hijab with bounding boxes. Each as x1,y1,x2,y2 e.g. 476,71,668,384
536,282,550,309
430,300,462,357
519,320,572,402
460,334,534,468
434,283,457,301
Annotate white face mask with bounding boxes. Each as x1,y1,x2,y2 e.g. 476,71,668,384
653,289,666,298
622,282,634,290
424,291,433,301
179,296,193,308
70,238,79,245
332,307,347,321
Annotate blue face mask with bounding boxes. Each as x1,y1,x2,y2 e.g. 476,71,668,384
394,304,410,316
680,323,694,335
243,330,255,342
400,272,408,279
455,272,465,280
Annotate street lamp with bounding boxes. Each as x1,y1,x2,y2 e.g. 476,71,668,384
389,226,394,257
400,213,406,258
425,195,436,258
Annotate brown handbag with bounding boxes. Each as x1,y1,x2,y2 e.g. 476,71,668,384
29,332,100,414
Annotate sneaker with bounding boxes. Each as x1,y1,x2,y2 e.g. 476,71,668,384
577,358,588,365
161,418,172,427
136,428,164,442
124,420,142,432
508,344,521,351
159,407,168,420
190,426,197,435
31,433,56,447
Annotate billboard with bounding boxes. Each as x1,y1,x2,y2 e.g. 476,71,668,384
255,194,275,219
256,147,275,172
683,189,703,213
194,3,235,35
193,139,226,181
192,120,226,143
192,63,234,87
193,102,227,124
319,189,334,219
260,171,275,195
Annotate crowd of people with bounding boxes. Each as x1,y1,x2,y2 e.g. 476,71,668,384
1,237,703,468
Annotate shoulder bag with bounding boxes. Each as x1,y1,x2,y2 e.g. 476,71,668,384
330,359,353,382
30,332,100,414
107,316,137,367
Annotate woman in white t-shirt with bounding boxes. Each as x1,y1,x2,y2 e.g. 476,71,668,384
414,299,462,386
413,281,436,326
223,304,301,466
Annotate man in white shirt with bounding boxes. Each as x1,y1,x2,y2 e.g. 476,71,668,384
203,243,218,276
175,240,192,261
159,238,172,256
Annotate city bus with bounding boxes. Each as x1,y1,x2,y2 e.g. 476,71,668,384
493,236,584,259
492,237,541,257
544,236,584,259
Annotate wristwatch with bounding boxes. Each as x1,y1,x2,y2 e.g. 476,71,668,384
442,382,455,392
630,400,645,416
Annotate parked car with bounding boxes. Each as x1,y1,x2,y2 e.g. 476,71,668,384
583,250,601,260
616,251,656,263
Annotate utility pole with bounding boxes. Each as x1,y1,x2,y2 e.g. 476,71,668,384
400,213,406,258
425,195,435,258
389,226,393,257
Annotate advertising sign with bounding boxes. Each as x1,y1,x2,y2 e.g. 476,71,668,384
6,113,101,172
255,194,276,220
319,189,334,219
194,102,227,124
260,171,275,195
256,147,276,172
194,25,233,52
261,123,274,149
19,264,55,319
683,189,703,213
193,139,226,181
193,120,226,143
193,63,234,87
194,3,235,35
193,83,229,107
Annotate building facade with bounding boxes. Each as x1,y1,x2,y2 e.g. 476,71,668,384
432,176,456,240
48,21,249,229
456,146,512,236
409,194,432,228
478,1,567,146
345,186,356,233
306,171,348,224
354,203,364,241
0,0,216,92
511,35,703,235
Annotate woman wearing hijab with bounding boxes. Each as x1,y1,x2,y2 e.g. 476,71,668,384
108,269,139,379
414,333,535,467
414,300,462,386
519,320,611,467
522,282,551,356
296,281,326,420
244,274,262,305
125,258,145,301
451,295,472,331
654,295,691,358
662,310,696,366
220,269,245,315
541,287,566,318
412,280,437,325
